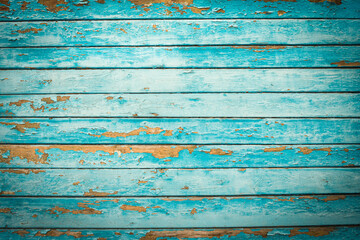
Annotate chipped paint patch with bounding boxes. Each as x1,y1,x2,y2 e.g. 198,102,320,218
48,202,102,215
83,189,119,197
201,148,233,155
264,146,287,152
297,147,331,155
89,126,173,138
17,28,43,34
0,169,45,175
0,208,11,213
35,230,94,238
37,0,68,13
12,230,30,237
120,204,147,212
139,228,272,240
331,60,360,67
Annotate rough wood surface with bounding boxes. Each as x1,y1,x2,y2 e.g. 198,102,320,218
1,144,358,168
1,69,359,94
1,227,360,239
1,118,358,144
1,0,359,20
1,46,360,69
1,93,359,117
1,196,359,228
1,20,359,47
1,168,359,196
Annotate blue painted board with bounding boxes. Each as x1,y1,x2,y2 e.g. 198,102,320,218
1,20,359,47
1,227,360,239
0,118,358,144
1,168,359,196
1,46,359,69
1,69,359,94
1,0,359,20
1,93,359,117
1,144,358,168
0,196,359,228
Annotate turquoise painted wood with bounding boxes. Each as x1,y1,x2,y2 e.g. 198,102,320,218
1,93,359,117
2,20,360,47
1,144,358,168
1,118,358,144
1,168,359,196
1,0,359,20
1,69,360,94
1,46,360,69
2,227,360,240
1,196,359,228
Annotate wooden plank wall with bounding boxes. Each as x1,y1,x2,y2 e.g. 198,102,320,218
0,0,359,239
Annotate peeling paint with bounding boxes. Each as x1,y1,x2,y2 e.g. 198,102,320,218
331,60,360,67
83,189,119,196
0,208,11,213
37,0,68,13
264,146,287,152
35,230,94,238
12,230,30,237
0,169,45,175
120,204,147,212
297,147,331,155
139,228,272,240
89,126,173,138
17,28,43,34
48,202,102,215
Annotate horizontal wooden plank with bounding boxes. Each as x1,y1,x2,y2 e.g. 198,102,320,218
2,20,360,47
1,93,359,117
1,46,360,69
1,227,360,239
1,118,359,144
1,168,359,196
1,69,360,94
1,196,359,228
1,0,359,20
1,144,358,168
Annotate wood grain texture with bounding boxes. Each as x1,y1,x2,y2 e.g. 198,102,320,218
1,46,360,69
1,93,359,117
1,0,359,20
1,144,358,168
1,227,360,239
1,168,359,196
1,69,360,94
0,118,358,144
2,20,360,47
1,196,359,228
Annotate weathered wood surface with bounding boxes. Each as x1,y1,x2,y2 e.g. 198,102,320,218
1,46,360,69
1,118,358,144
1,144,358,168
1,227,360,239
1,196,359,228
2,20,360,47
1,168,359,196
1,69,360,94
1,93,359,117
1,0,359,20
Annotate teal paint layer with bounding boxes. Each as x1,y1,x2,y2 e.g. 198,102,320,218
1,93,359,117
1,227,360,239
0,196,359,228
1,168,359,196
0,118,358,144
0,144,358,168
1,69,359,94
1,0,359,20
1,46,359,69
1,20,359,47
